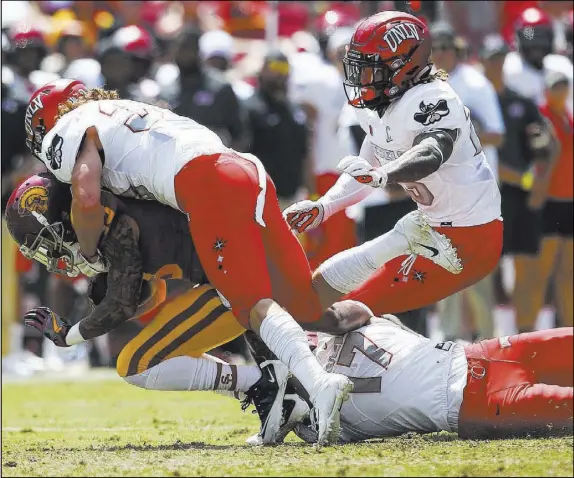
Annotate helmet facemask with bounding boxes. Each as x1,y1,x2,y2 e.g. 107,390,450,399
343,50,395,109
25,118,46,160
20,211,82,277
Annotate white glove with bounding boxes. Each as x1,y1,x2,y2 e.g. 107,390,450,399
283,199,325,233
76,250,109,278
337,156,388,189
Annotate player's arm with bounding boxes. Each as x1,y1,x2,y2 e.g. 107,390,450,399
283,136,377,232
68,213,143,343
470,81,505,149
25,213,144,346
381,129,457,184
337,128,456,188
71,126,105,260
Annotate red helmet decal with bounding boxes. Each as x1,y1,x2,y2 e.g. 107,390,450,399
382,22,422,54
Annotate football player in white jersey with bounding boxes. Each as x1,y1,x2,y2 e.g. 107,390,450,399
284,11,503,316
23,79,355,446
293,302,572,442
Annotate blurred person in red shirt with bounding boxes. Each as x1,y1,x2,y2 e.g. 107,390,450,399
529,71,573,328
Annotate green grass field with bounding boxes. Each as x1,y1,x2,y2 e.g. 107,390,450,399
2,372,573,477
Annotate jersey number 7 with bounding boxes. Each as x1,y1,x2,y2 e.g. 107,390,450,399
336,332,393,393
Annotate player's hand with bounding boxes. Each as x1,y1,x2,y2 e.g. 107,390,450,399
24,307,71,347
283,200,325,233
77,250,109,278
337,156,388,188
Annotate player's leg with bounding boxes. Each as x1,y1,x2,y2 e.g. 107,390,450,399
487,383,573,437
118,284,253,390
260,177,323,325
528,237,560,331
459,334,573,439
499,328,574,387
502,184,543,332
318,219,502,314
175,153,353,444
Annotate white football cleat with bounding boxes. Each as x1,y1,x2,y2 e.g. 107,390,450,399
310,374,354,447
394,210,463,274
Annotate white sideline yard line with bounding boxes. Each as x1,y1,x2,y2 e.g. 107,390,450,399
2,426,150,432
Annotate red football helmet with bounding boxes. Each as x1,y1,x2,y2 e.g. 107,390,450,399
25,79,87,159
514,7,554,66
343,11,432,109
5,173,80,277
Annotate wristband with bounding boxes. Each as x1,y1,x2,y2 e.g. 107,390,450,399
65,323,86,346
521,171,534,191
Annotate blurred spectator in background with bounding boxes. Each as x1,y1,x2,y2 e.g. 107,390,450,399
3,23,59,103
244,50,310,210
288,6,359,270
95,25,161,104
431,22,505,341
1,81,28,211
199,29,255,101
566,10,573,61
481,34,555,333
42,19,92,77
96,30,137,98
157,26,249,151
539,1,573,55
503,7,573,114
431,23,506,173
112,25,161,103
530,71,573,328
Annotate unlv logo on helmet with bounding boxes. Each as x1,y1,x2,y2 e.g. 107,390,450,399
24,90,49,136
382,22,420,53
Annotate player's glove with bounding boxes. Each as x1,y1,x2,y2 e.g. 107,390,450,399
24,307,71,347
283,199,325,233
77,249,109,278
337,156,388,189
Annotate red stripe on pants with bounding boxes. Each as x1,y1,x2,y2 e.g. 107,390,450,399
174,153,323,327
459,328,573,438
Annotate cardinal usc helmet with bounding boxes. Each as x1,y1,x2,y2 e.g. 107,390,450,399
5,173,81,277
343,11,432,109
25,78,87,159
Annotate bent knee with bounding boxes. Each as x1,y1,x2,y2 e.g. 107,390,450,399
248,298,281,331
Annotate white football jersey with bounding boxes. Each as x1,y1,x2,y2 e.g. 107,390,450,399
40,99,228,209
315,317,468,441
503,52,573,115
356,80,501,227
